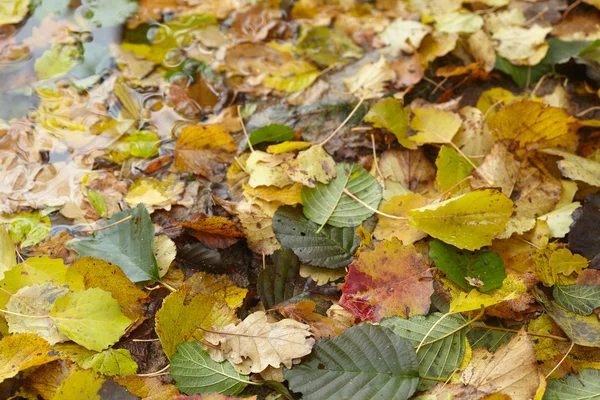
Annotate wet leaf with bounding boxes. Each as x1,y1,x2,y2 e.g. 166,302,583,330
273,206,359,269
284,324,419,400
2,211,51,248
35,44,81,80
302,163,382,228
340,238,434,322
79,0,138,28
0,0,30,25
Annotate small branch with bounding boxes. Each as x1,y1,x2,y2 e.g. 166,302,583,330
545,341,575,379
470,322,570,342
318,93,368,146
136,364,170,377
238,105,254,153
82,215,132,234
343,188,407,220
562,0,582,19
371,134,385,188
576,106,600,118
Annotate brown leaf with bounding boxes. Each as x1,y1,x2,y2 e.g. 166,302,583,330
378,148,435,194
181,216,245,249
277,300,342,340
471,142,520,196
339,238,434,321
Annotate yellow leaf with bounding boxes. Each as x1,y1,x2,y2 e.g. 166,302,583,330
299,265,346,286
534,245,582,286
243,183,303,205
343,55,395,99
246,151,294,188
52,369,104,400
263,61,319,93
153,235,176,278
155,272,247,359
174,125,237,179
0,226,15,280
408,189,513,250
550,248,589,276
379,148,436,195
542,148,600,187
489,101,575,149
528,315,561,361
409,108,462,144
373,193,428,244
476,88,517,120
492,25,551,65
205,311,314,374
282,145,336,187
449,289,515,314
470,142,520,196
114,375,181,400
267,141,313,154
435,145,474,194
0,333,58,382
538,202,581,238
235,199,281,255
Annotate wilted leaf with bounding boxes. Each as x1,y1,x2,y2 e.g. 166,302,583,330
282,145,336,188
2,210,51,248
364,98,413,149
171,342,249,396
0,333,58,382
278,300,342,340
470,142,520,196
379,148,435,195
273,206,359,269
344,56,395,99
538,202,581,239
50,288,132,351
543,148,600,187
114,375,181,400
67,204,159,282
174,125,237,180
0,0,30,25
554,285,600,316
263,61,319,93
235,200,280,255
284,324,419,400
205,311,314,374
0,226,15,279
379,19,432,54
80,348,138,377
181,217,244,249
257,249,304,309
382,313,466,390
34,44,80,80
340,238,434,321
302,163,382,228
125,176,185,209
409,108,462,145
408,189,513,250
492,25,551,65
544,368,600,400
429,240,506,292
246,151,294,188
373,193,428,245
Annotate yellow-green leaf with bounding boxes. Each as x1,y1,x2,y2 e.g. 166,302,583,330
52,369,104,400
80,348,138,377
0,0,30,25
409,108,462,145
435,146,474,194
0,333,58,382
263,61,319,92
0,226,15,280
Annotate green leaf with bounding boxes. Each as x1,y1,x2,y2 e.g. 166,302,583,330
467,325,514,352
80,348,138,376
435,146,474,194
284,324,420,400
381,313,466,390
297,26,362,68
111,131,161,162
257,249,305,309
1,210,51,248
86,189,108,219
170,341,249,396
364,98,413,149
34,44,81,80
302,163,382,228
67,204,160,282
429,240,506,293
544,369,600,400
50,288,132,351
554,285,600,316
273,206,359,269
249,124,296,146
78,0,138,28
0,226,16,279
0,0,29,25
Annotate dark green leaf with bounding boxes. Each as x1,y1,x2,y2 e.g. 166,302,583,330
284,324,420,400
302,163,382,228
257,249,305,309
544,368,600,400
381,313,466,390
429,240,506,292
467,325,514,352
273,206,359,269
67,204,159,282
554,285,600,315
249,124,296,146
171,342,249,396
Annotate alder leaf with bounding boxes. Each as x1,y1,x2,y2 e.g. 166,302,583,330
435,146,474,194
302,163,382,228
80,348,138,377
340,238,434,322
273,206,359,269
381,313,466,390
553,285,600,316
67,204,159,282
408,189,513,250
249,124,295,146
171,342,250,396
0,333,58,382
284,324,420,400
257,249,305,309
50,288,132,351
429,240,507,292
204,311,314,374
544,369,600,400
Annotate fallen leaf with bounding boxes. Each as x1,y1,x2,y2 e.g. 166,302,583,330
492,25,552,66
257,249,304,309
435,145,474,195
299,265,346,286
378,148,436,195
340,238,434,321
364,97,414,149
554,284,600,316
409,108,462,145
114,375,181,400
205,311,314,374
235,199,281,255
343,56,396,99
278,300,342,340
379,19,432,54
282,145,336,188
0,333,58,382
263,60,320,93
542,148,600,187
52,368,105,400
0,226,15,279
80,348,138,377
181,216,245,249
470,142,520,196
373,193,428,245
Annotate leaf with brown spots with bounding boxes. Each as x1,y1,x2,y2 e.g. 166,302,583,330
339,238,434,322
181,216,245,249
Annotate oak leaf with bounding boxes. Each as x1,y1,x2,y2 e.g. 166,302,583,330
339,238,434,321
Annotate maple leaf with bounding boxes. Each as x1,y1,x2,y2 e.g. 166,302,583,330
204,311,315,374
340,238,434,321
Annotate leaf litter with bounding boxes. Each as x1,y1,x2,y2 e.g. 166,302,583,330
3,0,600,399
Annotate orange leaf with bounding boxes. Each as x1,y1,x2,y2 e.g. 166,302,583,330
181,216,245,248
278,300,342,340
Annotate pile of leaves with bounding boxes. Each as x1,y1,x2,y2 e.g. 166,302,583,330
3,0,600,399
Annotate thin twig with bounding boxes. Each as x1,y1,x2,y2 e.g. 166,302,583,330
576,106,600,118
515,237,542,250
371,134,385,188
562,0,583,19
238,105,254,152
136,364,170,377
318,93,368,146
234,156,248,173
343,188,407,220
159,280,177,292
132,338,160,342
470,322,569,342
546,341,575,379
417,306,485,353
431,175,473,202
531,73,551,97
82,215,132,233
482,99,505,120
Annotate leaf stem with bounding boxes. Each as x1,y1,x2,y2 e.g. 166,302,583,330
159,280,177,293
82,215,133,233
238,105,254,153
0,309,50,319
419,307,485,348
416,306,485,354
342,188,408,220
371,134,385,188
318,93,368,147
420,375,451,382
469,322,570,342
136,364,170,377
545,341,574,379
